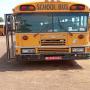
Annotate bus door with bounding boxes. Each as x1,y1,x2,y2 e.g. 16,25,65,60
5,14,16,61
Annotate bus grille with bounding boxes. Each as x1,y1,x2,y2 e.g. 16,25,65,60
41,39,66,46
38,48,69,53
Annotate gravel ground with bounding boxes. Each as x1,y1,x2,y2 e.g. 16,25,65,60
0,36,90,90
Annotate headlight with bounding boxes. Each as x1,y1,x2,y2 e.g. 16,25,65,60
72,47,84,53
21,48,35,54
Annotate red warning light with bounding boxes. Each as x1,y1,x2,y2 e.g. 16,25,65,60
70,4,85,10
20,5,35,11
21,6,27,11
78,6,85,10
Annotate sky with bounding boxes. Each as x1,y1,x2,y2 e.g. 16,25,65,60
0,0,90,18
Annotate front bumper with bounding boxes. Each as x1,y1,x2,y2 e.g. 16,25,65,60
16,53,90,61
15,46,90,61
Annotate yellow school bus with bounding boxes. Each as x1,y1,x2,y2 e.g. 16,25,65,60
0,23,5,36
5,0,90,62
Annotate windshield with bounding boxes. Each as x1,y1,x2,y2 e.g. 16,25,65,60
15,13,89,33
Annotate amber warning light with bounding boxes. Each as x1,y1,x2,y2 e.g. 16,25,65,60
70,4,85,10
20,5,36,11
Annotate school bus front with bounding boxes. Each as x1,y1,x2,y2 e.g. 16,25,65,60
13,1,90,61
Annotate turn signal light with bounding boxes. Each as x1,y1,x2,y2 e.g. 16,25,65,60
29,5,36,11
70,6,77,10
78,34,84,39
22,35,28,40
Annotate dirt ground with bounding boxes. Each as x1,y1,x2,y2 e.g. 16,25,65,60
0,36,90,90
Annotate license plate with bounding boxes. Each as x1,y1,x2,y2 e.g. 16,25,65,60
45,56,62,60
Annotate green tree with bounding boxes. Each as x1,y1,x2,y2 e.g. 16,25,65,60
0,17,3,22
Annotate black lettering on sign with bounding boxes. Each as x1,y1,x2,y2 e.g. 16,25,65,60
58,4,68,10
37,4,56,10
37,4,69,10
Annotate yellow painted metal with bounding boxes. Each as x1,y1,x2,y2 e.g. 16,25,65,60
16,32,89,47
13,2,90,14
15,32,89,55
67,32,89,45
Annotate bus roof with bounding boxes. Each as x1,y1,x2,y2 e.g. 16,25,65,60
13,1,90,14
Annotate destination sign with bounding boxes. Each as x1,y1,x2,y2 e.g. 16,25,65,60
36,4,69,10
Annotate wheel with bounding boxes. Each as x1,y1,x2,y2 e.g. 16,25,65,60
12,56,24,65
9,57,23,65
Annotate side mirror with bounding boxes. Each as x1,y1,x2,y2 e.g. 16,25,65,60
6,15,13,31
7,16,11,22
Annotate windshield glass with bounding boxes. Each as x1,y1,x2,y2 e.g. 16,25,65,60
16,13,89,33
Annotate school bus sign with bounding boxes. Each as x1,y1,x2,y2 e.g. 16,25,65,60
36,3,69,10
13,2,89,13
